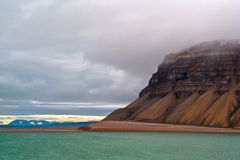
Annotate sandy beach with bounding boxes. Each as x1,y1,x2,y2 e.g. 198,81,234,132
1,121,240,133
84,121,240,133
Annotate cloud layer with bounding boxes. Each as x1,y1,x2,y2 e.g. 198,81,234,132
0,0,240,111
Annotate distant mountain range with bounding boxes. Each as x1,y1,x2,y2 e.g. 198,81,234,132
8,120,97,127
104,40,240,128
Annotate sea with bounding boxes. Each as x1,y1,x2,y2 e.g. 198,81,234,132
0,132,240,160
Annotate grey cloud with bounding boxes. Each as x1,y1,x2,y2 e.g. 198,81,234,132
0,0,240,109
0,50,141,104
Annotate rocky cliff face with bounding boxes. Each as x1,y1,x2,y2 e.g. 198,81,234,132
104,40,240,128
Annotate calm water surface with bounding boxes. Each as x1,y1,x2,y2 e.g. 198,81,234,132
0,132,240,160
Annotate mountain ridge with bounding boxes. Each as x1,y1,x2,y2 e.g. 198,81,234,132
104,40,240,128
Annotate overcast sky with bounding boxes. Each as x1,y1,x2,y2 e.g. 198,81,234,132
0,0,240,111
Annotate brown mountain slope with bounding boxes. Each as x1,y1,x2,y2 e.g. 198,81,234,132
179,87,219,125
103,93,150,121
164,92,200,124
133,93,176,122
231,108,240,128
126,93,150,109
127,97,162,120
202,83,240,127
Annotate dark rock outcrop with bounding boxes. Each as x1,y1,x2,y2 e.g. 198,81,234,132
104,40,240,128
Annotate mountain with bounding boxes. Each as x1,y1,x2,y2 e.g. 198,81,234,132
8,120,97,127
104,40,240,128
9,120,51,126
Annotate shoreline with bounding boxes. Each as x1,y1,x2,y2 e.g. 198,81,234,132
0,121,240,133
84,121,240,133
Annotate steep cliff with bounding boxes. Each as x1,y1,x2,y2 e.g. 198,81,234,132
104,40,240,128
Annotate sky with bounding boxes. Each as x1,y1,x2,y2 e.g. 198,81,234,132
0,0,240,115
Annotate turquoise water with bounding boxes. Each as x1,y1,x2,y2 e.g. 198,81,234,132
0,132,240,160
